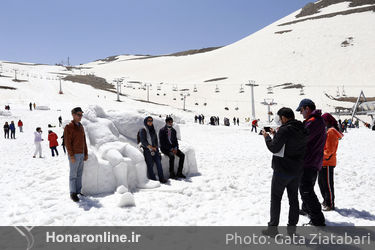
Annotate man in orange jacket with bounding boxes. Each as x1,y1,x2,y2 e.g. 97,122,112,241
318,113,343,211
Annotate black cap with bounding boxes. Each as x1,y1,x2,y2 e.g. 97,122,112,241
296,99,315,111
71,107,84,114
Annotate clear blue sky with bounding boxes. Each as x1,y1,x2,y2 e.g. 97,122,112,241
0,0,311,65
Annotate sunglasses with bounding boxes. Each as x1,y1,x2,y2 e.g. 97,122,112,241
147,119,153,122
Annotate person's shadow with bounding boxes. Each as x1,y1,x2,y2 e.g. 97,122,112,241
78,196,102,211
334,207,375,221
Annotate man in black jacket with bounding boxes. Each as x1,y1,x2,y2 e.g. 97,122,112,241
159,117,186,179
262,107,307,227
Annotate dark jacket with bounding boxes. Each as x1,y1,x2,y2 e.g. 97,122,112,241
159,125,179,153
303,109,326,171
64,121,88,158
3,124,9,131
9,123,15,131
265,119,307,176
139,117,159,150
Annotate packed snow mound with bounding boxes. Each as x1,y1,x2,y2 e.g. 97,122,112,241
35,105,50,110
0,110,12,116
80,105,198,196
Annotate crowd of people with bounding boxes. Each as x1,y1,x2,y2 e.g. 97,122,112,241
261,98,348,233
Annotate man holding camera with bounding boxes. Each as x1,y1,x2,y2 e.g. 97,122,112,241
262,107,307,227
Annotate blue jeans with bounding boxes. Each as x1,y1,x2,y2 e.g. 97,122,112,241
69,154,84,194
143,149,164,181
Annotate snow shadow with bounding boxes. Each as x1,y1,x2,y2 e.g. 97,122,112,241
78,197,102,211
335,208,375,221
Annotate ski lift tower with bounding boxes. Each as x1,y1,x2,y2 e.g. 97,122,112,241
180,92,190,111
261,98,278,123
58,75,64,94
113,78,123,101
245,80,259,119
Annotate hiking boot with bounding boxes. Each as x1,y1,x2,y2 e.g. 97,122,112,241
299,209,308,216
303,220,326,227
169,172,177,180
159,178,168,184
70,193,80,202
322,205,335,211
261,226,279,238
177,172,186,179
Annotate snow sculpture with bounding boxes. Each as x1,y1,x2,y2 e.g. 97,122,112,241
80,105,198,201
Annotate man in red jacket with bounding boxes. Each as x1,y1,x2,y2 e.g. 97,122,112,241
48,130,59,157
18,120,23,133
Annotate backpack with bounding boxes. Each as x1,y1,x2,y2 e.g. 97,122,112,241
137,128,145,144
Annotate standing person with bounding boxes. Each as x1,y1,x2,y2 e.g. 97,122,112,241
217,116,220,125
48,130,59,157
58,116,63,127
262,107,307,229
61,134,66,154
251,119,258,133
237,117,240,126
159,117,186,180
201,114,205,124
194,115,198,123
233,117,236,126
198,115,202,124
33,127,43,158
139,116,167,183
9,121,16,139
338,119,342,132
319,113,343,211
3,122,10,139
18,119,23,133
33,103,36,109
29,102,32,111
296,99,326,226
64,107,88,202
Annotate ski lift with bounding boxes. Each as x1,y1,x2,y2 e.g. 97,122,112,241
342,86,347,97
215,85,220,93
193,85,198,92
239,85,244,93
267,85,274,94
300,87,305,95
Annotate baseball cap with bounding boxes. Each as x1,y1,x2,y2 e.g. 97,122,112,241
296,99,315,111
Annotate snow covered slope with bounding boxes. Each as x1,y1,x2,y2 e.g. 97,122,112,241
75,0,375,121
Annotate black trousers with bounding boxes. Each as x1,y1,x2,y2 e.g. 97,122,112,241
50,146,59,157
300,168,325,225
318,166,335,208
10,130,15,139
4,130,9,139
269,171,301,226
162,149,185,174
251,125,257,133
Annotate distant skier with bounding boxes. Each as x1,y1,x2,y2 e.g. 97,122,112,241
9,121,16,139
61,134,66,154
48,130,59,157
233,117,236,126
237,117,239,126
58,116,62,127
33,103,36,109
18,119,23,133
198,115,202,124
29,102,32,111
194,115,198,123
201,114,205,124
3,122,10,139
33,127,43,158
